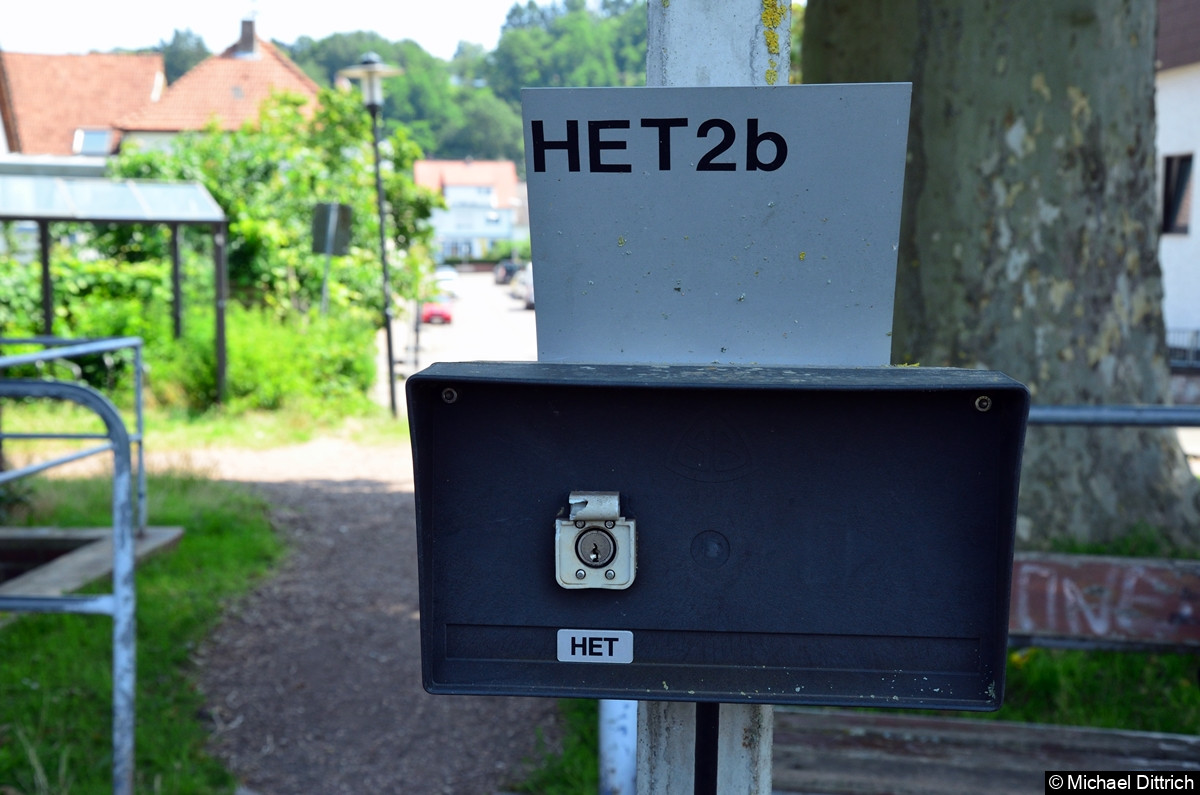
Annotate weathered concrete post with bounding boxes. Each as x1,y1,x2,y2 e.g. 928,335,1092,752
635,3,790,792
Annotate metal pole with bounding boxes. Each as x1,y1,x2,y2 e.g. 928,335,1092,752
694,703,720,795
134,344,146,533
412,300,421,371
170,223,182,339
213,224,228,405
370,105,399,418
320,205,337,316
599,699,637,794
39,221,52,336
109,401,136,795
1028,404,1200,426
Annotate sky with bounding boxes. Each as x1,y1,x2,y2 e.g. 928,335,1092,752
0,0,525,61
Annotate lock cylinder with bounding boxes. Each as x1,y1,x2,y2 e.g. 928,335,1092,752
555,491,636,590
576,527,617,568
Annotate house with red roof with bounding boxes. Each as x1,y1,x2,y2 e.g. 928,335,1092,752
0,50,164,156
1,19,317,160
116,20,319,151
414,158,527,262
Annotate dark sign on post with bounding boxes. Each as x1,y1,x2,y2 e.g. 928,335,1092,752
408,361,1029,711
311,202,352,256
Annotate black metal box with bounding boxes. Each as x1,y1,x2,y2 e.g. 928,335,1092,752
407,362,1029,710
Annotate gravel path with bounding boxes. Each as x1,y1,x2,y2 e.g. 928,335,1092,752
183,272,560,793
188,438,559,795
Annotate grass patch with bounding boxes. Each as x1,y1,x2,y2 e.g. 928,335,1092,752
0,472,283,794
0,397,410,462
511,699,599,795
993,646,1200,731
143,403,410,451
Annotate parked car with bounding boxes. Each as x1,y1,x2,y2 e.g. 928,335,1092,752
421,300,453,324
433,266,460,298
494,260,522,285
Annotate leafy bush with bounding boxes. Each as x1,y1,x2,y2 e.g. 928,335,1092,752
107,89,439,317
146,305,376,415
2,88,433,417
0,256,41,334
2,254,376,415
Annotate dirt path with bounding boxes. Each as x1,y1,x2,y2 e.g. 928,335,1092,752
187,438,559,794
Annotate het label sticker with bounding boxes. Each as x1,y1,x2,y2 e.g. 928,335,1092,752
557,629,634,664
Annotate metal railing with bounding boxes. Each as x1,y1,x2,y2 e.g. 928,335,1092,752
1167,329,1200,371
0,345,1198,795
1029,403,1200,427
0,337,144,795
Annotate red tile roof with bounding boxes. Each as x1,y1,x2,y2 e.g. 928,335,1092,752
0,51,164,155
116,36,319,134
414,159,520,209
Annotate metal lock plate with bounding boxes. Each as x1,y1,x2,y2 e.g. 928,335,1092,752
555,491,636,590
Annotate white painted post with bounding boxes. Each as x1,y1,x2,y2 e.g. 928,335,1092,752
635,3,789,793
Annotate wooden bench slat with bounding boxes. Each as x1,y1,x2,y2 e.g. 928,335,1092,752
769,554,1200,793
772,708,1200,795
1009,553,1200,649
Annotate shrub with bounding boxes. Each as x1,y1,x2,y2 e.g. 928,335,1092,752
146,305,376,415
2,254,377,416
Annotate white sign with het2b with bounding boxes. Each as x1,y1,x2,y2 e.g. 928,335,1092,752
557,629,634,664
522,85,911,367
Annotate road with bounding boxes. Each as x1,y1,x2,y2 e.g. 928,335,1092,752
372,269,537,412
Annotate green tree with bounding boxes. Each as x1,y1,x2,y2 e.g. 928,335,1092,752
158,29,210,83
789,3,804,84
804,0,1200,548
284,31,401,87
486,0,646,105
503,1,563,31
433,88,524,162
108,88,439,318
449,42,489,86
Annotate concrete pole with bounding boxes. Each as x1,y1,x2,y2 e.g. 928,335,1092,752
631,3,790,793
647,0,791,88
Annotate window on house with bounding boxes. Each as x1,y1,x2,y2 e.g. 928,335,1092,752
73,128,112,156
1163,153,1193,235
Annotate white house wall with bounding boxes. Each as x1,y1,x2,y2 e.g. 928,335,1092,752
430,205,516,260
1157,61,1200,331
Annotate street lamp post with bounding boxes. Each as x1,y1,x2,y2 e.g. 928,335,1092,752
339,52,403,417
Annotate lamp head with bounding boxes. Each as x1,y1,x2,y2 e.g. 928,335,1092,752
338,52,403,110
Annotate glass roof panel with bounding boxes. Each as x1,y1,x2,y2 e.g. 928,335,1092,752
133,182,226,222
64,179,147,220
0,176,72,217
0,175,225,223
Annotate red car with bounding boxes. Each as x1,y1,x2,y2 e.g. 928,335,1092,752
421,300,453,324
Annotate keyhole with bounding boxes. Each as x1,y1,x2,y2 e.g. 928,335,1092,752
575,527,616,569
